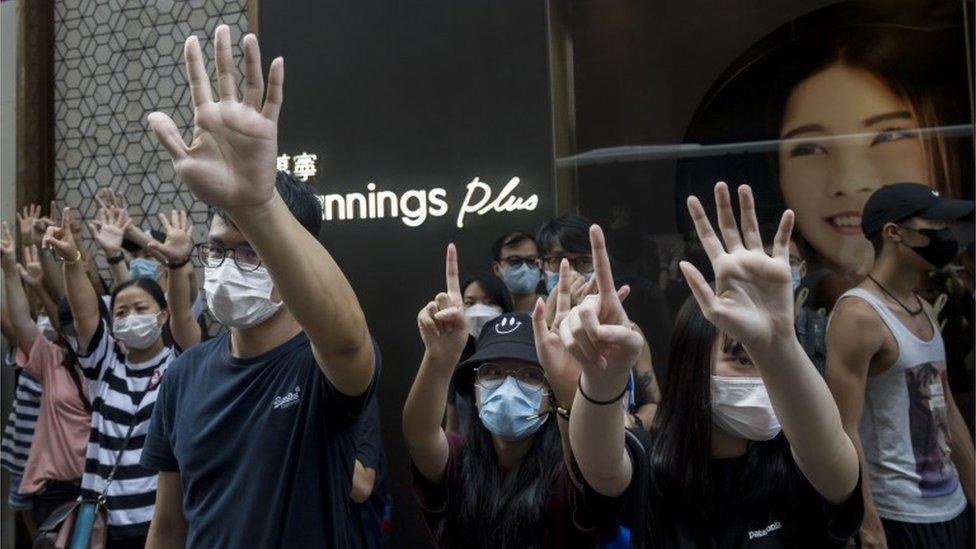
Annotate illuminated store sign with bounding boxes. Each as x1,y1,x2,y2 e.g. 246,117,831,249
278,153,539,228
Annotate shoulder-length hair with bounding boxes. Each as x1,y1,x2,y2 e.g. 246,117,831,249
648,295,796,528
438,388,562,547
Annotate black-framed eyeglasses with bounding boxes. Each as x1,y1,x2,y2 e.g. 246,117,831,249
474,363,549,394
542,254,593,273
499,256,541,270
196,242,262,272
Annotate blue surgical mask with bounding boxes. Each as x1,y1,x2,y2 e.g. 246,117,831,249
502,263,541,295
790,265,802,291
129,258,160,281
479,376,548,441
544,270,592,294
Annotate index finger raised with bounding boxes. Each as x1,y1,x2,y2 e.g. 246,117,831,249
445,243,461,298
589,224,615,295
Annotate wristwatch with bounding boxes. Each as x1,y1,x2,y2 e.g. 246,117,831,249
106,252,125,264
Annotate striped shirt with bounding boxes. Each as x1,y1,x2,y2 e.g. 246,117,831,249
75,320,175,539
1,359,43,476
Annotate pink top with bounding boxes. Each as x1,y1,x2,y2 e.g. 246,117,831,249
17,332,90,494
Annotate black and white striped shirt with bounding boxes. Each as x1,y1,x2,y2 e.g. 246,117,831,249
75,320,175,539
1,359,42,476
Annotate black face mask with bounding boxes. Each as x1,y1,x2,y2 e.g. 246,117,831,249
899,226,958,269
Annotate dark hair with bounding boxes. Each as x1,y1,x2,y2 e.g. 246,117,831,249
491,231,537,261
536,214,592,256
461,273,513,313
677,11,972,238
440,389,562,547
648,294,795,533
211,170,323,237
110,278,168,312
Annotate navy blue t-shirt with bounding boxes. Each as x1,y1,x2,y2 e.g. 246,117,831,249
141,330,379,548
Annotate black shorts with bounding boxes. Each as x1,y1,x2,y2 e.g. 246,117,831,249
880,508,973,549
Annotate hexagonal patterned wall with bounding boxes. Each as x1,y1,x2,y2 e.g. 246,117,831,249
53,0,247,269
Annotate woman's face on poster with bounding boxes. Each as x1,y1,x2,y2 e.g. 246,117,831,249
777,63,931,275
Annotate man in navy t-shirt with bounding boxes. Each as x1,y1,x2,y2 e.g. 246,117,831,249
140,25,378,548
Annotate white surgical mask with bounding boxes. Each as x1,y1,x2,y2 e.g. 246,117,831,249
36,315,59,343
204,263,283,329
710,376,782,441
113,312,163,350
465,303,503,339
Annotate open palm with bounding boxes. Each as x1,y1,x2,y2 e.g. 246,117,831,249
148,25,282,210
147,210,194,263
679,182,795,348
89,203,131,255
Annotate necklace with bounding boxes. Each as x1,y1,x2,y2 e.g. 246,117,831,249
867,275,923,316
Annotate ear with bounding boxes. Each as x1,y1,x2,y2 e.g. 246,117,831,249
882,222,903,244
491,262,502,277
158,309,170,326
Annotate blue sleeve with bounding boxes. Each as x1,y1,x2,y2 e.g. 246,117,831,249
140,366,179,472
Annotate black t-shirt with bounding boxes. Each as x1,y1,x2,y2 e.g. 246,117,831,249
141,331,379,548
603,429,864,548
353,395,391,548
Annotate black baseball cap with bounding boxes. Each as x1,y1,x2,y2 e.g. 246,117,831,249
453,312,539,395
862,182,973,238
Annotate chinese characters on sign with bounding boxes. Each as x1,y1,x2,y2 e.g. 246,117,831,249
279,151,539,228
277,152,319,181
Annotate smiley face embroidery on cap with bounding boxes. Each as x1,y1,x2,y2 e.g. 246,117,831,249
494,316,523,335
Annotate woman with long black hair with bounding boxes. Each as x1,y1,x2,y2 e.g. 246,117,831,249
565,183,863,547
403,244,619,547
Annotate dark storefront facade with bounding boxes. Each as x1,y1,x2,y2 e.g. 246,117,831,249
259,1,974,544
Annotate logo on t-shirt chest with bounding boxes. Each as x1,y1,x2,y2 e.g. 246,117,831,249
272,385,302,410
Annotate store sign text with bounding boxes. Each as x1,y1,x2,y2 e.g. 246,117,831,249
314,176,538,228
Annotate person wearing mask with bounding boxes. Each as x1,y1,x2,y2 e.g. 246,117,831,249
567,183,863,547
462,273,511,339
827,183,975,548
43,205,199,548
490,231,542,313
539,214,659,431
444,273,511,433
140,26,378,548
1,225,91,528
403,244,618,547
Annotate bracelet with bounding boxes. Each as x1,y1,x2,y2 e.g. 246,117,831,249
547,393,571,420
167,256,191,269
63,250,83,265
577,375,627,406
106,253,125,264
555,404,571,420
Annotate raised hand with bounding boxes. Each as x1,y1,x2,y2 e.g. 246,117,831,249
98,187,128,210
147,25,283,211
16,204,42,244
0,223,16,271
42,208,81,262
416,244,469,365
559,225,643,381
679,182,795,349
89,200,132,256
533,260,589,408
18,246,44,288
147,210,194,264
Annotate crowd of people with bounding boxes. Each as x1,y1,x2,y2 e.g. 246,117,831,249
1,24,974,549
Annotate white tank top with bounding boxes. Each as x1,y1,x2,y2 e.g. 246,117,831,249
832,288,965,523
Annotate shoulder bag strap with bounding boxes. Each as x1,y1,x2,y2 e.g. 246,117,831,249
98,366,164,504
